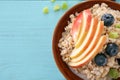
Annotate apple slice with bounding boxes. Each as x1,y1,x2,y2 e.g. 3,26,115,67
70,20,103,59
70,19,105,62
75,9,92,48
68,35,107,68
71,12,83,42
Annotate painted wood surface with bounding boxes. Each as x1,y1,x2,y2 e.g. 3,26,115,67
0,0,119,80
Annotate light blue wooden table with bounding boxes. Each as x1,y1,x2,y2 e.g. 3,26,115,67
0,0,119,80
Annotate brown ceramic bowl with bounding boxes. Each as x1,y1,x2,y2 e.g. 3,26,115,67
52,0,120,80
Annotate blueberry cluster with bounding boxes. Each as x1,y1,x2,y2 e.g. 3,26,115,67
94,43,120,66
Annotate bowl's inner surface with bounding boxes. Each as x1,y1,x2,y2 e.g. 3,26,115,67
52,0,120,80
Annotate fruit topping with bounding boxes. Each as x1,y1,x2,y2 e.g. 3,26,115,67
94,53,107,66
115,24,120,28
70,9,92,58
68,9,107,68
54,5,60,11
71,12,83,42
109,32,119,39
61,2,68,10
75,9,92,47
101,14,115,26
68,35,107,68
71,9,91,43
43,7,49,14
108,68,120,79
105,43,119,56
51,0,56,3
70,17,100,62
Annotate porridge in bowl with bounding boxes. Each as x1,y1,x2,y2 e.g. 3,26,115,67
58,3,120,80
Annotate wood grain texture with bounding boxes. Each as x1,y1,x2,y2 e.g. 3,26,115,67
0,1,82,80
0,0,119,80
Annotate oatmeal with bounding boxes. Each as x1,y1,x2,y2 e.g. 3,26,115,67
58,3,120,80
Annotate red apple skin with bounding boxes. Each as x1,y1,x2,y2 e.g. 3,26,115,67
70,10,92,58
84,9,92,31
75,9,92,48
71,12,83,42
71,9,91,43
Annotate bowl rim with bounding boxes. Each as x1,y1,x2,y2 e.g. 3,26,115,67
52,0,120,80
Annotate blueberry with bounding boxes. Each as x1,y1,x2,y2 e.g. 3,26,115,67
101,14,115,26
94,53,107,66
105,43,119,56
116,58,120,65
